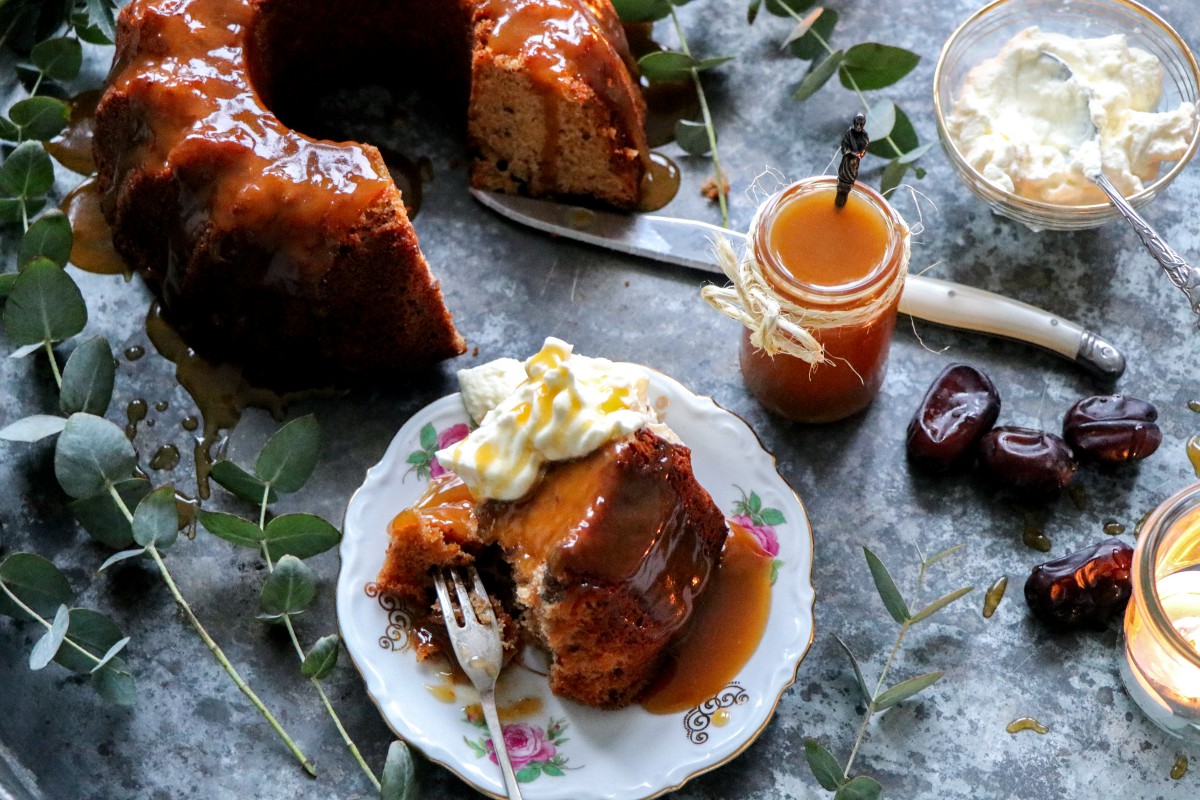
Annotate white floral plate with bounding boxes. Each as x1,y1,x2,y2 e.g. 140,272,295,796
337,369,815,799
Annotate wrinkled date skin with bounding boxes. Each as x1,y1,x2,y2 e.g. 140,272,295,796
1063,395,1162,463
906,364,1001,472
1024,540,1134,630
977,426,1077,500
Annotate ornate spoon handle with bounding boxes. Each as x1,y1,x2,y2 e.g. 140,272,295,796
1089,168,1200,324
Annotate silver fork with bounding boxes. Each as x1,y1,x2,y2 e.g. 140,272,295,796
433,566,524,800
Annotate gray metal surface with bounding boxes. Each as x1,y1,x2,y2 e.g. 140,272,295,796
4,1,1200,798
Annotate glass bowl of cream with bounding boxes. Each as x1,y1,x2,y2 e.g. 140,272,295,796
934,0,1200,231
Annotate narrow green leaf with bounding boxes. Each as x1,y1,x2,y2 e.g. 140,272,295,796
865,99,896,143
4,261,87,346
694,55,735,72
259,555,317,616
54,413,138,499
29,604,71,670
863,546,910,623
832,634,872,703
923,543,966,568
85,0,117,42
747,0,762,24
0,141,55,198
835,775,883,800
54,608,124,673
794,49,844,102
60,336,116,416
781,7,823,48
867,104,918,158
675,119,712,156
0,553,73,621
380,740,419,800
9,97,70,141
0,414,66,442
255,415,321,493
31,37,83,81
92,656,137,705
97,547,147,573
873,671,943,711
210,460,277,505
19,210,72,268
787,7,837,60
638,50,697,83
90,636,131,673
197,509,265,549
804,738,845,791
132,486,179,550
909,586,974,625
839,43,920,91
263,513,341,560
880,159,910,196
300,634,340,680
70,477,150,549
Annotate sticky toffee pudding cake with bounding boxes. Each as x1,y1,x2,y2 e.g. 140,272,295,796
94,0,649,386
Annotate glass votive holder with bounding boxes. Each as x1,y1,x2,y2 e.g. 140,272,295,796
1121,483,1200,742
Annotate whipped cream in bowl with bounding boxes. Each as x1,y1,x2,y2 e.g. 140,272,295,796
934,0,1200,231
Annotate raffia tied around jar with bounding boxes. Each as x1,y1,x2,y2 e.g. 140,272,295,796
701,199,910,366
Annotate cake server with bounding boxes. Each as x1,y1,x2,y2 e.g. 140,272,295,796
470,189,1126,380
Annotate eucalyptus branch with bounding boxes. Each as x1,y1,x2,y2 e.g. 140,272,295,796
0,580,103,666
804,546,972,799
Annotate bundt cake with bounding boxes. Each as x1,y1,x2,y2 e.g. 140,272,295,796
377,429,728,708
94,0,649,387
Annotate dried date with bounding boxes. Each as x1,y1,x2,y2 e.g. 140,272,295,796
1063,395,1161,463
1024,540,1133,630
906,364,1001,472
977,426,1076,500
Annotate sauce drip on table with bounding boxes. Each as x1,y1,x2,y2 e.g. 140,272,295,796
982,576,1008,618
1006,717,1049,734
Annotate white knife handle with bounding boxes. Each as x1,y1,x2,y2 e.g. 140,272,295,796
899,275,1125,381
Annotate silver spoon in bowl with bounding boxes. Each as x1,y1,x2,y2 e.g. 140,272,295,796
1040,49,1200,325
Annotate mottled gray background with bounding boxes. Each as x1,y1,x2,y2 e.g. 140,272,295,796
4,0,1200,797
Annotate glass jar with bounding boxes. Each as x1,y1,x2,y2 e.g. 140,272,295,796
738,176,910,423
1121,483,1200,742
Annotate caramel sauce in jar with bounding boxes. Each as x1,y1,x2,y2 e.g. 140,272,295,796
739,177,909,423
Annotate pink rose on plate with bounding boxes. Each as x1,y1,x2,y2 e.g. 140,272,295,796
487,723,556,771
731,514,780,557
429,423,470,478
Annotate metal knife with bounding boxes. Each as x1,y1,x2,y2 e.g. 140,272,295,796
471,189,1126,380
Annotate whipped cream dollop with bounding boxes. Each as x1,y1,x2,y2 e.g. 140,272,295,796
946,27,1197,205
436,338,656,501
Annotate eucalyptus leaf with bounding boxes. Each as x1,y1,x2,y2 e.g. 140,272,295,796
380,740,419,800
300,634,340,680
0,552,73,621
863,546,909,624
834,775,882,800
909,586,973,625
8,342,42,358
0,273,17,296
255,415,321,493
747,0,761,24
90,636,131,673
92,656,137,706
197,509,265,549
865,99,896,143
0,117,18,142
803,738,845,791
132,486,179,550
54,608,125,673
0,141,55,199
259,555,317,617
880,158,910,195
60,336,116,416
787,7,837,60
610,0,671,22
96,547,147,573
781,7,822,48
30,37,83,81
70,477,150,549
263,513,341,560
0,414,66,442
897,141,936,166
210,460,277,505
694,55,735,72
638,50,696,83
867,104,918,158
766,0,816,15
29,604,71,670
794,49,843,102
832,633,872,703
19,210,72,268
675,119,712,156
9,96,70,141
54,413,138,500
873,671,943,711
839,43,920,91
4,261,87,346
72,11,112,45
0,198,25,224
84,0,116,43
